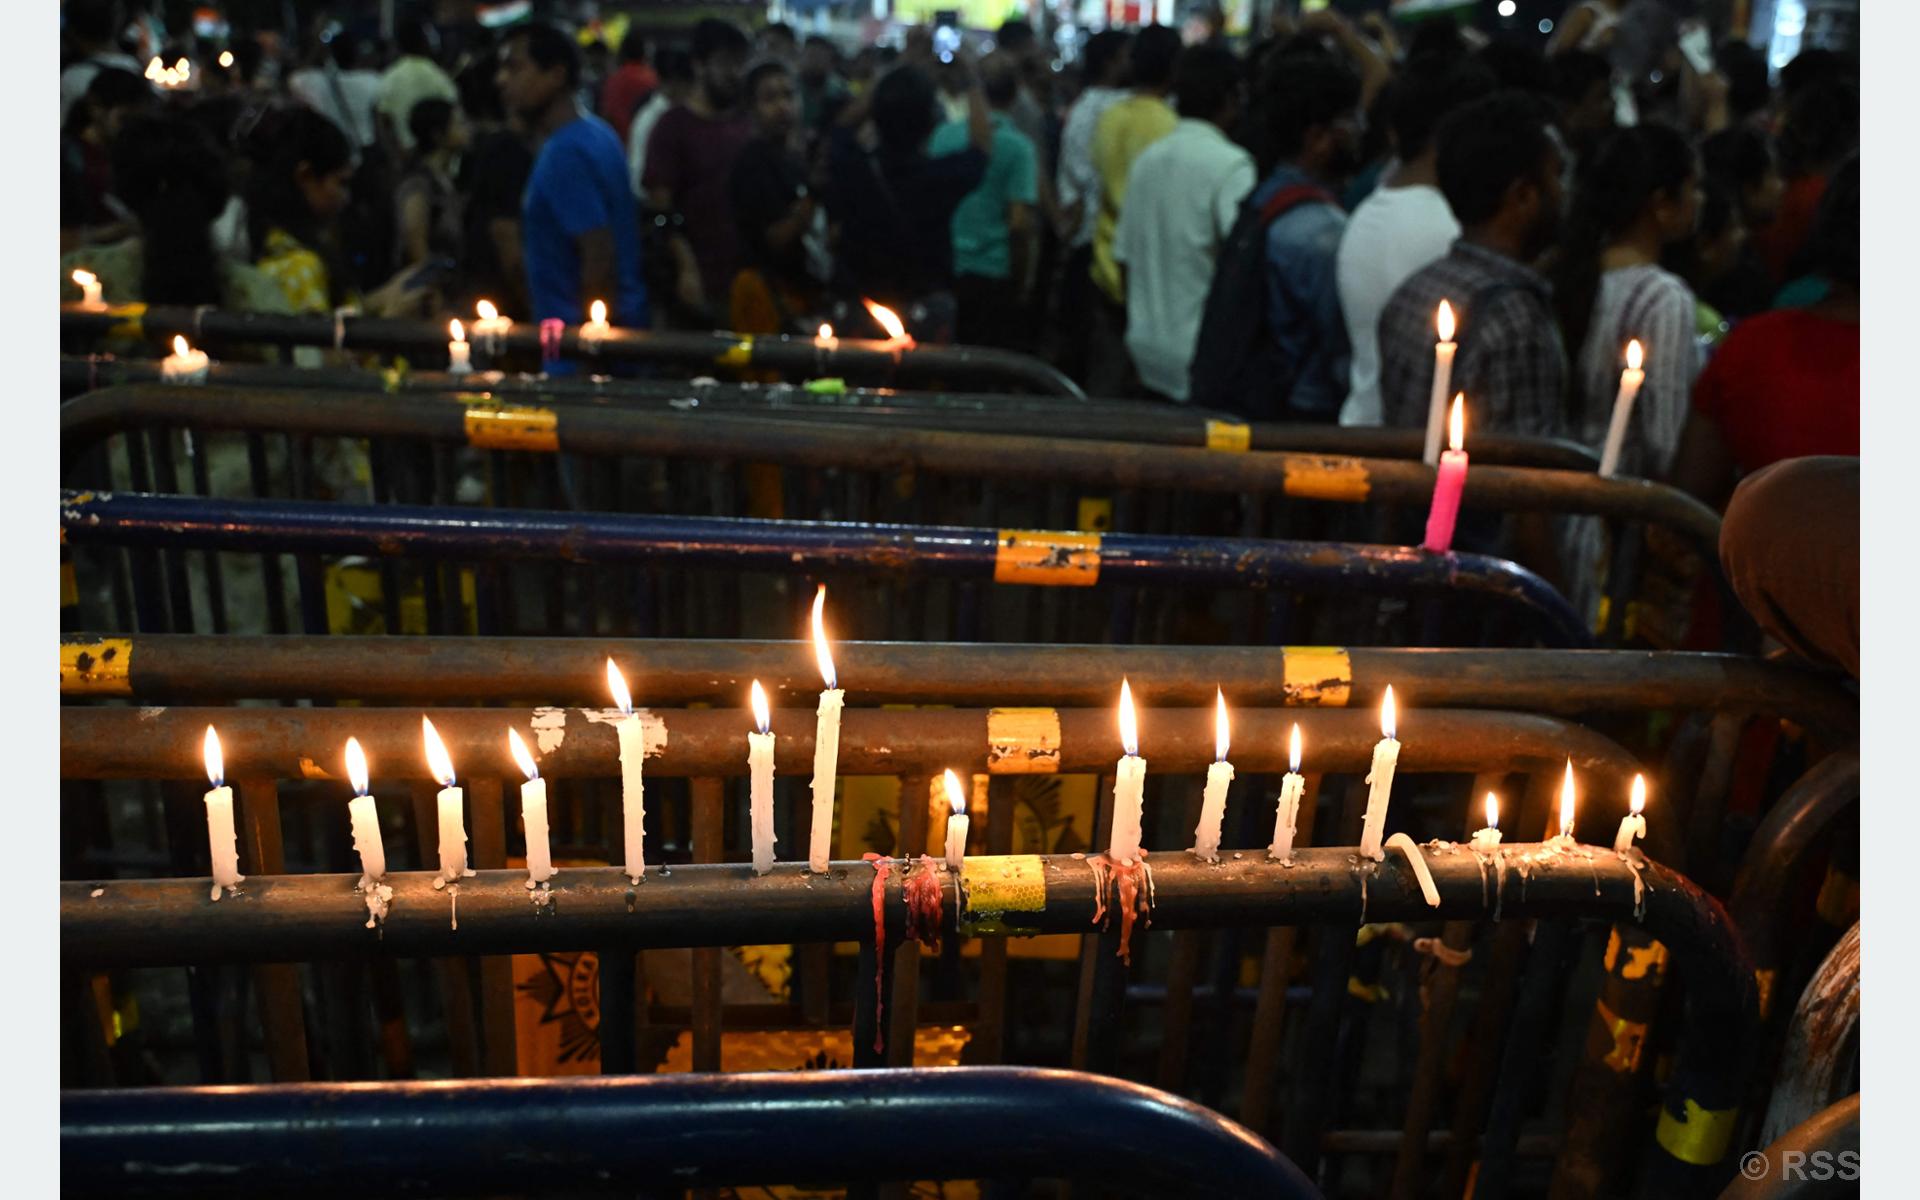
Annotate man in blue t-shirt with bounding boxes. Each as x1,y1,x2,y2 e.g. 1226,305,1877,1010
497,21,649,350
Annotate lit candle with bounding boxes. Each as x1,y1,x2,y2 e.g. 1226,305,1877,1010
607,659,647,883
472,299,512,356
1269,723,1305,862
815,322,838,351
1597,339,1646,477
422,717,472,887
1554,759,1579,844
863,298,915,350
507,728,555,886
71,268,104,310
1192,689,1234,862
218,50,234,69
807,586,844,874
748,681,777,873
160,335,210,385
1470,791,1503,854
942,768,970,872
1423,300,1458,466
344,737,386,885
581,299,612,353
1107,679,1147,863
201,726,244,900
446,318,471,375
1422,395,1470,553
1359,686,1400,861
1613,774,1647,855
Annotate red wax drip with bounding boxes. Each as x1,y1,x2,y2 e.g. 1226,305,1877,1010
862,853,893,1053
903,855,944,951
1088,851,1153,965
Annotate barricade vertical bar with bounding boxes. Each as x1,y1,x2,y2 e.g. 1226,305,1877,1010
242,433,289,634
467,778,517,1076
409,782,479,1076
1069,773,1124,1076
887,775,932,1069
236,778,310,1082
1281,778,1363,1178
969,775,1017,1064
1241,774,1325,1136
689,777,724,1073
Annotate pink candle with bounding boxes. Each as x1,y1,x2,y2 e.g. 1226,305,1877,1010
1422,394,1469,552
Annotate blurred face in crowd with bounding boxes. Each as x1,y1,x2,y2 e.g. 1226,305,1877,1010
751,69,798,138
1743,163,1786,226
1316,107,1365,182
1563,78,1615,151
697,46,749,110
295,160,353,222
801,41,835,84
443,107,473,155
1652,168,1705,244
496,36,567,123
1519,138,1570,259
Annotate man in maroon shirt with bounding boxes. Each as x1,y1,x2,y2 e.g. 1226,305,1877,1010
643,18,753,324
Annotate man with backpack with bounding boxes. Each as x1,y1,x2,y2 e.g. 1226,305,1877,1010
1188,52,1362,421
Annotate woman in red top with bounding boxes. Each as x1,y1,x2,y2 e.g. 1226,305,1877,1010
1673,158,1858,511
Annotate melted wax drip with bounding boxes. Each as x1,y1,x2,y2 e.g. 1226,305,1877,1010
862,853,893,1053
1087,852,1155,965
903,855,944,951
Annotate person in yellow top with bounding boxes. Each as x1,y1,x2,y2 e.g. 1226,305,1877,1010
1089,26,1182,306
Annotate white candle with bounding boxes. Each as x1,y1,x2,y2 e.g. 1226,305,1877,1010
472,299,512,356
1556,759,1579,843
581,299,612,353
1470,791,1504,854
1359,686,1400,861
1107,679,1147,863
1192,689,1234,862
447,318,472,375
508,728,555,885
607,659,648,882
1613,773,1647,855
422,717,471,886
1269,724,1305,862
1597,339,1646,477
201,726,244,899
160,334,210,385
71,268,104,309
344,737,386,884
808,585,844,874
942,768,970,872
1423,301,1458,466
748,680,777,874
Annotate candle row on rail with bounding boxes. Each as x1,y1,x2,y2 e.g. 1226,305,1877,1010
188,589,1652,901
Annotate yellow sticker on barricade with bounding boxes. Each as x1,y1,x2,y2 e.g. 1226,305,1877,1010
718,337,755,366
463,403,559,451
105,302,147,340
1076,497,1113,533
993,529,1101,586
1282,455,1371,501
1282,646,1351,707
1204,419,1251,452
960,855,1048,935
61,638,133,695
986,708,1062,774
61,562,79,608
1655,1099,1739,1165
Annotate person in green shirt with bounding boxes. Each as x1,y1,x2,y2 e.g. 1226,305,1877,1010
927,53,1038,350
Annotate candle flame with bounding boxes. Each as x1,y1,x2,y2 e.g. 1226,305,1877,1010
449,317,466,344
507,727,539,781
589,299,607,325
1117,678,1138,757
219,50,234,68
811,584,837,689
750,679,771,734
1288,723,1302,774
1380,685,1397,741
345,737,370,796
1213,688,1229,762
1626,339,1644,371
476,299,499,321
177,59,190,75
146,56,162,79
422,716,457,788
943,768,966,816
203,725,224,788
1485,792,1500,831
1559,759,1577,839
1448,394,1465,453
71,268,97,288
1630,773,1646,816
172,335,191,358
817,322,834,343
1436,299,1455,343
606,658,633,715
863,298,907,341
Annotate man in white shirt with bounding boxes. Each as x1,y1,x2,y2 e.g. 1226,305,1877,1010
1334,57,1491,426
1112,45,1253,402
288,30,382,150
60,0,141,124
627,50,691,199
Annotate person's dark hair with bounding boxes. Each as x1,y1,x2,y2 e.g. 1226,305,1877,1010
1550,123,1697,355
656,47,694,86
1083,29,1130,86
804,34,837,55
1129,24,1182,90
395,17,436,60
1389,54,1496,163
1404,15,1466,63
1776,76,1859,177
326,27,361,70
1551,49,1611,108
456,55,504,121
618,30,649,64
66,0,121,46
1473,41,1555,97
980,52,1023,108
1700,125,1773,196
67,65,150,137
1172,44,1241,119
998,19,1037,54
744,59,792,103
109,113,230,306
1252,51,1358,162
1811,156,1858,286
1779,48,1852,99
244,105,352,285
871,63,940,154
1663,174,1734,289
692,18,751,65
1717,40,1770,119
763,22,796,46
1434,90,1558,227
407,97,454,153
506,21,581,88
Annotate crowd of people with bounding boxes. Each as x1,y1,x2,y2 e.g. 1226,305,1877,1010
60,3,1857,530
